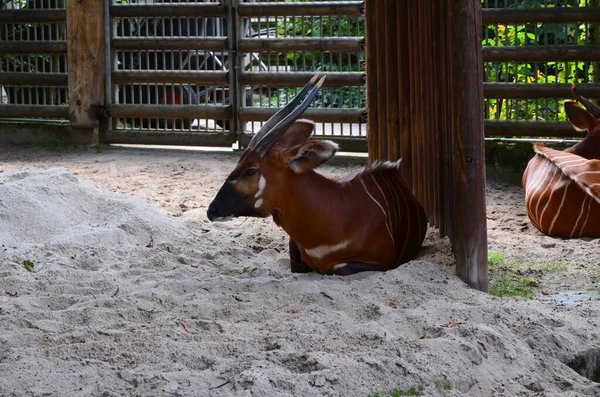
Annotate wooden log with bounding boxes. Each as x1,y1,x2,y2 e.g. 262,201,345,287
109,104,230,120
237,2,364,17
384,0,400,162
448,0,488,292
365,0,379,162
375,0,388,161
0,105,69,119
67,0,105,141
240,72,365,88
482,8,600,24
484,120,582,137
239,37,364,53
111,71,227,85
239,107,365,123
438,0,451,237
397,0,412,186
0,9,66,23
484,82,600,99
0,72,67,87
112,37,227,52
238,134,367,153
0,41,67,55
103,130,235,147
483,45,600,62
109,3,227,18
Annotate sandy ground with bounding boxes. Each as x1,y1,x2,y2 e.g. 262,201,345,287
0,145,599,397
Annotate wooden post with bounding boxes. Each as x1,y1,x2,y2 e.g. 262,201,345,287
447,0,489,292
67,0,106,144
384,0,399,161
365,0,378,162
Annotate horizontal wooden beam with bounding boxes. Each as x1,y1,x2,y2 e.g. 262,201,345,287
0,105,69,119
483,45,600,62
237,2,364,17
111,37,227,52
484,82,600,99
103,130,235,147
240,72,365,87
239,37,364,53
238,133,367,152
109,3,227,18
484,120,583,137
0,41,67,55
111,71,228,85
108,104,230,119
0,72,67,87
239,107,366,123
0,9,66,23
482,8,600,24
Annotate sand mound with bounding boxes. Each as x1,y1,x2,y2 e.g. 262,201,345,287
0,168,599,396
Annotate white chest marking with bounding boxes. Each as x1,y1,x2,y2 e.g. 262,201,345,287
254,198,264,209
304,240,351,260
254,175,267,198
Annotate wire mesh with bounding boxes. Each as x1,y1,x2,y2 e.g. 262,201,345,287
482,0,599,127
0,0,68,115
240,0,366,141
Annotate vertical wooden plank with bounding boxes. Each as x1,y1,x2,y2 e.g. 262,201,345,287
398,2,412,186
384,0,400,161
67,0,106,144
447,0,488,292
365,0,379,162
375,0,388,161
407,2,419,199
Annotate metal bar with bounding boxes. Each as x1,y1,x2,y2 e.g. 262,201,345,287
239,37,364,53
237,2,364,17
0,41,67,55
108,104,230,119
482,8,600,24
109,3,227,18
240,72,365,87
483,45,600,62
0,9,66,23
111,38,227,52
0,105,69,118
484,82,600,98
111,71,228,85
0,72,67,87
239,107,365,123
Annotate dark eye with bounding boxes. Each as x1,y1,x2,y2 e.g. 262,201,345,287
245,168,258,177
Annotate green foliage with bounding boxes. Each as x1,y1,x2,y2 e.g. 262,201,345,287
23,260,35,273
490,274,540,299
482,1,598,123
488,251,506,268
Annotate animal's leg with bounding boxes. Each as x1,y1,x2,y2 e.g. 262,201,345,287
327,262,384,276
289,238,313,273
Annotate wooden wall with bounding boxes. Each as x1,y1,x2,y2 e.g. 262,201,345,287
366,0,488,291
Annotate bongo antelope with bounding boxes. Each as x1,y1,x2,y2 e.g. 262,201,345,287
207,75,427,275
522,84,600,238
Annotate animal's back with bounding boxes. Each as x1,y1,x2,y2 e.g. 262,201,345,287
359,162,427,267
523,146,600,237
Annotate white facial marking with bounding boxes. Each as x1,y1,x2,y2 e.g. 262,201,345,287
212,216,233,222
304,240,351,260
254,175,266,198
254,198,264,209
332,263,348,271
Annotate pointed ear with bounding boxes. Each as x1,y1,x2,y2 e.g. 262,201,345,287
272,119,314,150
284,140,338,173
565,100,597,132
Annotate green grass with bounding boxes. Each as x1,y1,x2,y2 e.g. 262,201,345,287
487,251,506,268
374,387,422,397
488,251,539,299
22,260,35,272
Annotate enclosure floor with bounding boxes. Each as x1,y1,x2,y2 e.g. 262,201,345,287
1,145,599,397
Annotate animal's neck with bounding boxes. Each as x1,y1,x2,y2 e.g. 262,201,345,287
567,133,600,160
271,170,354,246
